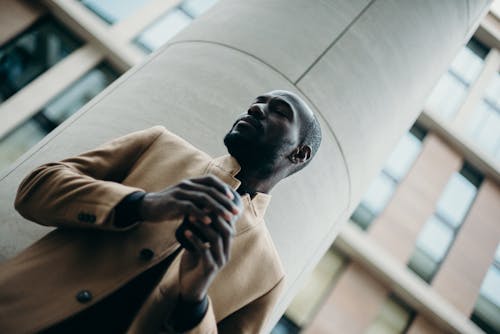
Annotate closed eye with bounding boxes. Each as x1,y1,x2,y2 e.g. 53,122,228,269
271,101,292,119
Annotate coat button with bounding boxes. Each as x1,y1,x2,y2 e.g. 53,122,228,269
140,248,154,261
76,290,92,303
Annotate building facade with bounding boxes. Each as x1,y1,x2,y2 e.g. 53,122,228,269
0,0,218,173
275,3,500,334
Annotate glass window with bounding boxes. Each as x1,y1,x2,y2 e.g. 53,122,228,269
180,0,218,17
0,17,82,103
384,131,423,181
408,164,481,283
449,46,485,84
135,9,192,52
0,120,48,172
271,316,300,334
42,65,117,124
425,38,488,120
415,216,454,262
466,72,500,162
135,0,219,53
351,125,425,230
80,0,153,24
0,63,118,173
480,266,500,307
407,248,440,283
284,249,347,327
435,173,477,227
484,72,500,106
471,244,500,333
425,72,468,120
365,296,414,334
362,173,397,215
350,203,376,230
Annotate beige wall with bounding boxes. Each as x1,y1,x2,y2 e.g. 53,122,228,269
369,134,462,263
407,316,448,334
305,263,389,334
0,0,43,45
431,179,500,314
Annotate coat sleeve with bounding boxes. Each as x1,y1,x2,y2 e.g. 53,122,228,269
127,274,285,334
14,126,166,231
170,277,285,334
215,276,285,334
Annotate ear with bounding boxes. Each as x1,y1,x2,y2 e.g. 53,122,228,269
288,145,312,164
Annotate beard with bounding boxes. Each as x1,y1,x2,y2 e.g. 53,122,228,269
223,131,283,178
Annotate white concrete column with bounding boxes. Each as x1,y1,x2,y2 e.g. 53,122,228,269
0,0,491,330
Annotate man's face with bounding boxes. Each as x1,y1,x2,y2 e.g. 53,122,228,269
224,90,308,174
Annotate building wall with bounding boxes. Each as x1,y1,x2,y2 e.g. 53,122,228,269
368,134,462,263
0,0,43,45
304,263,389,334
430,179,500,314
280,6,500,334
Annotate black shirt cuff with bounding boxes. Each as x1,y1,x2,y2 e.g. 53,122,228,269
113,191,146,228
171,295,209,332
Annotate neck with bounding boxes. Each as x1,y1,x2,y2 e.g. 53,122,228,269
235,165,280,196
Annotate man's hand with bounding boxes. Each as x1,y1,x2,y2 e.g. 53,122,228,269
139,175,240,223
178,188,242,303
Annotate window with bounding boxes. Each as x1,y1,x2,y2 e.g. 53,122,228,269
465,72,500,162
351,125,426,230
135,0,218,52
0,63,118,172
0,17,82,103
80,0,154,24
471,244,500,333
272,248,348,333
425,38,489,120
365,295,415,334
271,316,301,334
408,164,482,283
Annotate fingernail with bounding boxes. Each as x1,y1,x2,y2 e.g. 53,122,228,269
227,190,234,199
203,216,211,224
185,230,192,238
232,207,239,214
188,215,196,222
224,212,232,221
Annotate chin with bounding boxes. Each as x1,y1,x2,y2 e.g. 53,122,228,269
224,131,251,159
224,132,279,177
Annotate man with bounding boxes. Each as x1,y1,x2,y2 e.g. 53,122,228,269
0,90,321,333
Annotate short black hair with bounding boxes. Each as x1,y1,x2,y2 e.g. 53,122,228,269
299,112,322,170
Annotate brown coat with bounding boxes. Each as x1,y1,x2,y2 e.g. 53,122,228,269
0,126,285,334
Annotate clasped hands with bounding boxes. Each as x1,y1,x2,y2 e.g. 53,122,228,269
139,175,243,303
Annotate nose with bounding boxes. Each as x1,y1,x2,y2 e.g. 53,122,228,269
248,104,265,119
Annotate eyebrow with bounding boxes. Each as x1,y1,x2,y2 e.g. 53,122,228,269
272,96,295,118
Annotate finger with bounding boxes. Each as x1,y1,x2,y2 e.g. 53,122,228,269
191,221,225,267
210,215,235,255
178,200,211,224
185,230,217,271
191,175,234,200
179,180,240,215
177,190,234,222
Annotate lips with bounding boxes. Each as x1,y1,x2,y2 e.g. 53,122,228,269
236,116,263,132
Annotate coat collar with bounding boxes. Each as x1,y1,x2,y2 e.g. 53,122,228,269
208,155,271,231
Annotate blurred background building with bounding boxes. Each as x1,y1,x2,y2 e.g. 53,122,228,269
274,3,500,334
0,1,499,333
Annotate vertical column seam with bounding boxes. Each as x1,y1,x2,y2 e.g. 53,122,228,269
293,0,376,85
